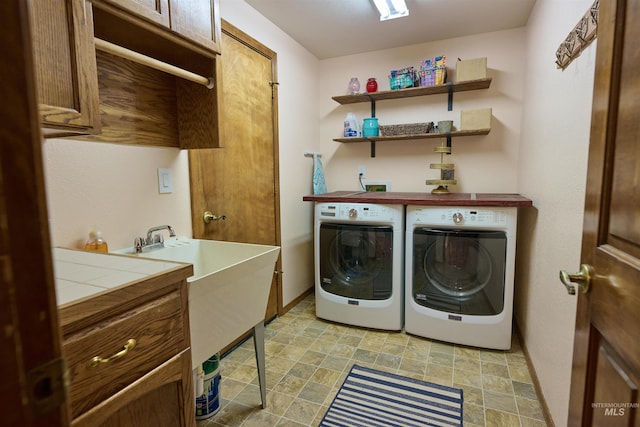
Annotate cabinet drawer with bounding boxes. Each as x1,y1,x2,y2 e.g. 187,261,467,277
63,290,186,418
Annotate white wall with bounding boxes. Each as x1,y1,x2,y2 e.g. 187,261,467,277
42,140,192,251
516,0,596,424
318,29,526,193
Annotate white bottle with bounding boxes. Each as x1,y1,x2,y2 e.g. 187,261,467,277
344,112,361,137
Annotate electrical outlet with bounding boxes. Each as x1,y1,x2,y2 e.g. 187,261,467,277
358,166,366,179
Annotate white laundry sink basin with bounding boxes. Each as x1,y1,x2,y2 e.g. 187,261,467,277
114,237,280,369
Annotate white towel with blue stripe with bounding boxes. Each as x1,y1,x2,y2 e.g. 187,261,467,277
312,154,328,194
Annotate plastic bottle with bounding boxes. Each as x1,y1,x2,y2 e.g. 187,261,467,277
344,112,361,137
84,229,108,253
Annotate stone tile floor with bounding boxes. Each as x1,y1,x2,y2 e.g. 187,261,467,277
196,295,547,426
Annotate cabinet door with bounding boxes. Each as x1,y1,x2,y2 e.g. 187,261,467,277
71,350,195,427
96,0,170,27
170,0,221,54
30,0,100,136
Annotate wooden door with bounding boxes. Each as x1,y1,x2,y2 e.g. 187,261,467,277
0,0,68,425
566,0,640,424
189,21,281,323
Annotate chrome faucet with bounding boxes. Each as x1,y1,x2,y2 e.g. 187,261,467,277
134,225,176,253
146,225,176,242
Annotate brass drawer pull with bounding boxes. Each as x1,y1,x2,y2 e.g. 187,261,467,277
88,339,137,368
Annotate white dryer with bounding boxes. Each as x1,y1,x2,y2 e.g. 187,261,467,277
405,205,518,350
315,202,404,330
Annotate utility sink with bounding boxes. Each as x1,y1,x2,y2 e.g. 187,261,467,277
114,237,280,370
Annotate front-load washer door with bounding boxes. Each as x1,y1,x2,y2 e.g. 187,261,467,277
319,223,393,300
412,228,507,315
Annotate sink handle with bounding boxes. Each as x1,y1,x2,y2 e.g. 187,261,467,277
203,211,227,224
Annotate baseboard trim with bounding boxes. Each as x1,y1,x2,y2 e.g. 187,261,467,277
514,322,555,427
282,286,314,314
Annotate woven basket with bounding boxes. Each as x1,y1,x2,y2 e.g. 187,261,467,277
379,122,434,136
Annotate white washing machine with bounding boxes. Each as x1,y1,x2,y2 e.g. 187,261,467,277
405,205,518,350
315,202,404,330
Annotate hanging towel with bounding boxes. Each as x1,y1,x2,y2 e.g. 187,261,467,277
312,154,328,194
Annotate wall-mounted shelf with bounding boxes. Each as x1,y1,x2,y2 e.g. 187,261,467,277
333,128,490,143
334,128,490,157
332,78,492,107
332,77,492,157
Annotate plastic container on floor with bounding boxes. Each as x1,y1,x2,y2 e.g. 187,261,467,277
195,353,221,420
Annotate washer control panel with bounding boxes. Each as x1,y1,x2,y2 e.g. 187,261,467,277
409,207,511,227
316,203,402,222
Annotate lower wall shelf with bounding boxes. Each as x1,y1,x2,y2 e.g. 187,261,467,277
333,128,491,157
333,128,490,143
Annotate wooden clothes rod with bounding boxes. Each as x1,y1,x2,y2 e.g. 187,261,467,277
94,38,214,89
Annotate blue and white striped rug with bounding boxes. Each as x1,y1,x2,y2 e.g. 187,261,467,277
319,365,463,427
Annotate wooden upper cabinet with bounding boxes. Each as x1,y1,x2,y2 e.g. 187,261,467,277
170,0,221,54
103,0,171,27
30,0,101,137
94,0,221,55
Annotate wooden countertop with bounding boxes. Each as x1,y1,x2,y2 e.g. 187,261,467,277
303,191,533,207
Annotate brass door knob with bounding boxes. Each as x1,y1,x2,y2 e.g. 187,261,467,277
559,264,593,295
203,211,227,224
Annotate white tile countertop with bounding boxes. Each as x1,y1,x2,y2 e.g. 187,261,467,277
53,248,184,306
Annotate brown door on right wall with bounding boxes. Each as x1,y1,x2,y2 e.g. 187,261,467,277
566,0,640,424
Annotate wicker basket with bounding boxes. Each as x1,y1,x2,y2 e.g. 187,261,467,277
379,122,434,136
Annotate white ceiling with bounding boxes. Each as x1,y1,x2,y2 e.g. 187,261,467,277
244,0,536,59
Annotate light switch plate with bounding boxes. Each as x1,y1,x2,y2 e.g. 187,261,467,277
158,168,173,194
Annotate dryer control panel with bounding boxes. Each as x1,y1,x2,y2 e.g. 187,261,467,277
409,207,512,228
316,203,403,223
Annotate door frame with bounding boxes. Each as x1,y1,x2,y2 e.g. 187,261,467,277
0,0,68,424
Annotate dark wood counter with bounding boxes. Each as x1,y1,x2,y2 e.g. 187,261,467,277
303,191,533,207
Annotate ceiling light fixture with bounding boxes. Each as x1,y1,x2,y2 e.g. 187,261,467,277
372,0,409,21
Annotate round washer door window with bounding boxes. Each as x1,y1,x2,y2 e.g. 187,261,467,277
329,230,383,286
423,235,492,297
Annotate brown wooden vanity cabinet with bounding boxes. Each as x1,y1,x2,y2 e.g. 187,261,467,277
59,263,196,427
92,0,222,54
29,0,101,137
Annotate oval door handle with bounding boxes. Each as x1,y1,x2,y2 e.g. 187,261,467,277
88,338,137,368
203,211,227,224
559,264,593,295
